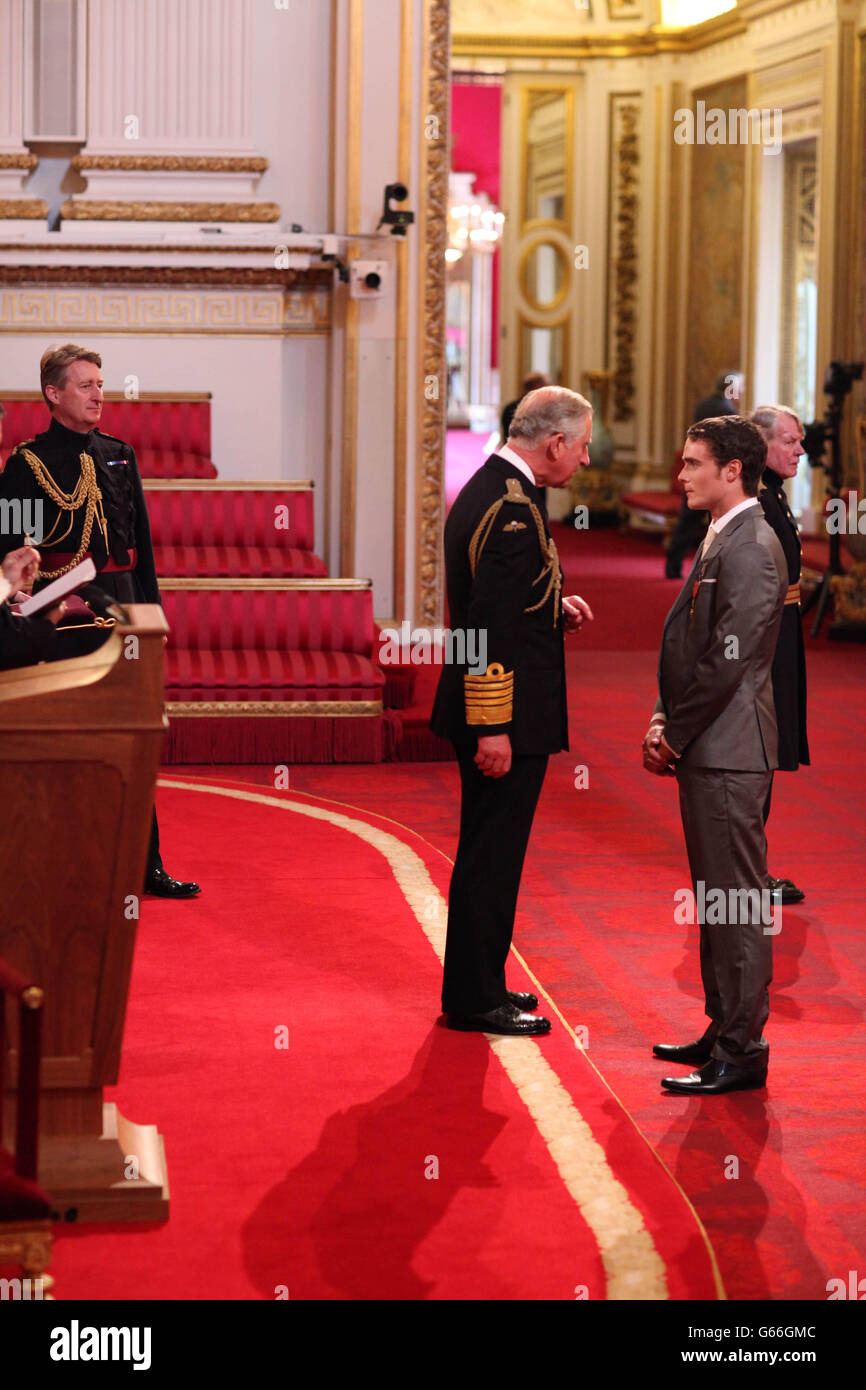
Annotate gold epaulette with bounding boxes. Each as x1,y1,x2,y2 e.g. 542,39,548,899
468,476,563,625
465,662,514,726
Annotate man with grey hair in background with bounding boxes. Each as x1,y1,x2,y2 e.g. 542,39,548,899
752,403,810,905
431,386,594,1035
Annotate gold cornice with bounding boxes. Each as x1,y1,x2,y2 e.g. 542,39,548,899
72,155,269,173
60,200,281,222
0,265,332,289
0,199,48,218
166,700,382,716
0,153,38,170
452,12,746,60
416,0,450,626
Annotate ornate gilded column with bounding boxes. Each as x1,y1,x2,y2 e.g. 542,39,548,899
415,0,450,626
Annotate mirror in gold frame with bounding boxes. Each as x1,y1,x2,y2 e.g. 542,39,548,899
520,238,569,313
522,88,573,231
520,320,567,387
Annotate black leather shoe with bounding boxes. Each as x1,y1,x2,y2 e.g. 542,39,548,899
447,1004,551,1036
507,990,539,1012
768,875,805,904
653,1037,715,1066
144,868,201,899
661,1058,767,1095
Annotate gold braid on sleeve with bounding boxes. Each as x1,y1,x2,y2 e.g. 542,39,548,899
464,662,514,725
18,447,110,579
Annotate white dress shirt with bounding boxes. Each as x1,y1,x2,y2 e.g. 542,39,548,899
496,442,539,490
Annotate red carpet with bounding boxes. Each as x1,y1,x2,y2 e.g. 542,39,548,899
39,524,866,1301
219,524,864,1302
48,779,721,1301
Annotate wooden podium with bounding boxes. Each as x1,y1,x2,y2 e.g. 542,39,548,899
0,606,170,1222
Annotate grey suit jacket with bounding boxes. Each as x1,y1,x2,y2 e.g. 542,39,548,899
654,505,787,771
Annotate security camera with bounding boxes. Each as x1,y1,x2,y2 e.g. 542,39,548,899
378,182,415,236
350,260,388,299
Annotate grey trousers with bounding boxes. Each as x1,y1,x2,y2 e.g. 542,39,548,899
676,765,774,1064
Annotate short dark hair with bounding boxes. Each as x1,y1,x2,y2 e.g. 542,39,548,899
685,415,767,496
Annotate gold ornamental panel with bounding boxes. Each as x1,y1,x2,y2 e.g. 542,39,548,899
518,235,571,314
0,288,332,336
521,86,574,233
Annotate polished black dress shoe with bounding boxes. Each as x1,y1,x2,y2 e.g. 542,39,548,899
768,875,805,904
447,1004,551,1036
652,1037,715,1066
661,1058,767,1095
507,990,539,1012
144,868,202,899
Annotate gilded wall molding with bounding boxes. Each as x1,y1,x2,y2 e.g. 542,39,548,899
60,200,281,222
607,95,640,425
0,266,333,290
0,288,331,335
416,0,451,627
71,155,269,173
0,199,48,219
0,154,38,170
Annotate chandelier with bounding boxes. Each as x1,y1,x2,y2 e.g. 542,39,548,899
447,174,504,262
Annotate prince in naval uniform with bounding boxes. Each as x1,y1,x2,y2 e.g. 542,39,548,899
752,405,810,905
431,387,594,1036
0,344,199,899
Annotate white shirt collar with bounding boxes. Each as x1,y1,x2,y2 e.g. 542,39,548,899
710,496,759,535
496,442,539,489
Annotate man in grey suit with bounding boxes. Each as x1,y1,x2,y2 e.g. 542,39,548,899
642,416,787,1095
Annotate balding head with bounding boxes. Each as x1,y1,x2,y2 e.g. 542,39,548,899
506,385,593,488
509,386,592,447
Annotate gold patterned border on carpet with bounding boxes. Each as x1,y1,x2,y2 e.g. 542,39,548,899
156,774,722,1301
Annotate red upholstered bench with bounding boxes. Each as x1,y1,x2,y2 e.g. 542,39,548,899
620,451,685,533
144,481,327,579
159,580,386,763
0,394,216,479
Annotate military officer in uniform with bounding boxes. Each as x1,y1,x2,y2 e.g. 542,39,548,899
431,386,594,1036
751,405,810,905
0,344,199,899
0,544,66,669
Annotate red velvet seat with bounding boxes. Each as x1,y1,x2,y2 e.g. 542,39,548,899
0,396,216,480
165,648,384,703
145,485,325,577
621,451,685,532
0,1152,52,1223
136,449,217,480
154,544,326,579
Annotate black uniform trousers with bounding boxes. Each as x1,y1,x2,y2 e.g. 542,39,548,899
441,747,548,1016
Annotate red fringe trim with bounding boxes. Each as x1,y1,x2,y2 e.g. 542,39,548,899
162,715,385,764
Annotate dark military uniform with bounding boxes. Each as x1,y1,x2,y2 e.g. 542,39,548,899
759,467,809,771
0,601,58,670
0,416,160,608
0,416,167,879
431,455,568,1015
